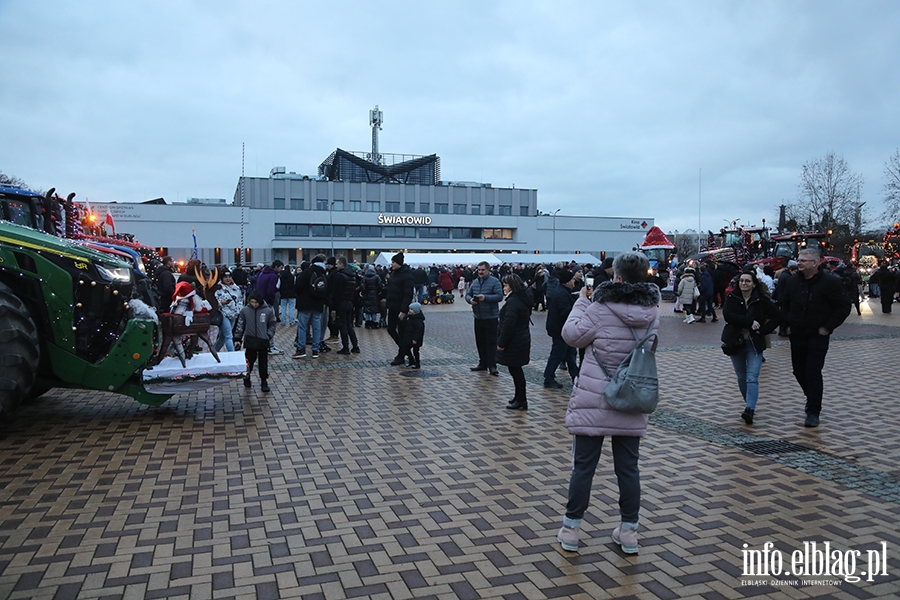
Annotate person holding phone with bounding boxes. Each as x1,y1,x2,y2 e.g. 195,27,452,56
466,261,503,375
214,271,243,352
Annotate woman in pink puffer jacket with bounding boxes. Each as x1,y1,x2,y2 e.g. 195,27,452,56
556,251,660,555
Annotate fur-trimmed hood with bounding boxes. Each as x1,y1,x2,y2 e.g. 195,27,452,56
592,281,661,307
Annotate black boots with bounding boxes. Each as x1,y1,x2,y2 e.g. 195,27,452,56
507,398,528,410
741,407,754,425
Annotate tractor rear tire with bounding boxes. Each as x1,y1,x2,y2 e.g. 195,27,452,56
0,282,40,418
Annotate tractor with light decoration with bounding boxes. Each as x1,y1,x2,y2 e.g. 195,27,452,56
0,186,242,419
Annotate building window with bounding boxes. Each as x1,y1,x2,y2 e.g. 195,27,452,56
366,200,380,212
274,198,286,210
275,223,310,237
310,225,332,237
453,204,466,214
350,200,361,212
484,228,513,240
384,226,416,238
333,225,346,237
333,200,343,211
451,228,481,239
420,203,430,213
405,202,415,212
499,205,512,216
385,201,400,212
471,205,480,215
484,205,494,215
291,199,304,210
316,199,328,211
435,203,449,214
348,225,382,237
419,227,450,239
520,206,529,216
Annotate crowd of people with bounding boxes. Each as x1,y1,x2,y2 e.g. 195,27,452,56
150,248,869,556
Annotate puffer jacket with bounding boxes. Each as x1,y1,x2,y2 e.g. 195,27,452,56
385,264,415,313
215,282,244,320
362,271,383,314
676,273,697,304
466,275,503,320
562,281,661,437
496,289,533,367
233,295,276,344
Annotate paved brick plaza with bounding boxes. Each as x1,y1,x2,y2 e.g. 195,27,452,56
1,297,899,599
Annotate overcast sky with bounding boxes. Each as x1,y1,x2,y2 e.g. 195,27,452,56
2,1,899,234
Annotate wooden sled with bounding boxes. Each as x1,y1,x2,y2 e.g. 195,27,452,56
158,312,221,368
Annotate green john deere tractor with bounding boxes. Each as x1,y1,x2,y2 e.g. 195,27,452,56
0,187,171,417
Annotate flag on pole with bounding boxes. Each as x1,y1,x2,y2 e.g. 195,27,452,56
191,227,198,260
105,212,116,236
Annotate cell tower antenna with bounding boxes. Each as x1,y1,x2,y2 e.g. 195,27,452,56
369,105,383,165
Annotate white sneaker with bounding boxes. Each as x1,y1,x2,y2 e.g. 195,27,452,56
686,315,695,324
683,316,690,323
268,346,284,355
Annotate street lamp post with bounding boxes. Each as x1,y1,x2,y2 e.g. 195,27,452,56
329,201,335,256
552,208,561,253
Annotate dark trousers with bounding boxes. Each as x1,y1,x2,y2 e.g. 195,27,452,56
566,435,641,523
387,308,406,356
245,348,269,382
337,302,358,350
544,335,578,383
789,334,830,416
882,290,894,314
401,344,420,367
698,295,717,319
473,318,498,368
508,365,526,402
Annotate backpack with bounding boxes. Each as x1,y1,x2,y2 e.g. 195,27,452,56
591,325,659,414
308,269,327,298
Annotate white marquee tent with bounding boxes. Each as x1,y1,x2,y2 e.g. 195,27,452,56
373,252,599,267
373,253,501,267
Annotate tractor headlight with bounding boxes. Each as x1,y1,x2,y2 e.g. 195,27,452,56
96,264,133,284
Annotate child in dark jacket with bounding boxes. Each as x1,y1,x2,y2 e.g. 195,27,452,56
233,290,276,392
400,302,425,369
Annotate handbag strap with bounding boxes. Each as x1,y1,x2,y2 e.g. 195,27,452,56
592,323,657,379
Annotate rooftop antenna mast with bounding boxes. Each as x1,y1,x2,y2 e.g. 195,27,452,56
369,105,383,165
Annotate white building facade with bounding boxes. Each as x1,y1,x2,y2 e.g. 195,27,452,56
90,156,654,266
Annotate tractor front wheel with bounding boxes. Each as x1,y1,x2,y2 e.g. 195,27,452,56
0,282,40,418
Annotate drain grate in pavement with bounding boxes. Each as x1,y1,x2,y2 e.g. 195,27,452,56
740,440,815,455
399,370,444,378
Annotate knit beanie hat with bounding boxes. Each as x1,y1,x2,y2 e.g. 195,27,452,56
392,252,404,266
557,270,575,284
408,302,422,314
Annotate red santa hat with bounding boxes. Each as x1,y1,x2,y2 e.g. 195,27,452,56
173,281,195,301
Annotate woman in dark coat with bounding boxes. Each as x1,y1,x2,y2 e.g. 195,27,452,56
531,265,547,311
497,274,533,410
361,265,384,328
722,268,781,425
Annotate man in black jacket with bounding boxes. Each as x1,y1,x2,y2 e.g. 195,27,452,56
543,270,579,388
155,256,176,309
385,252,415,365
292,254,328,359
779,248,851,427
332,256,360,355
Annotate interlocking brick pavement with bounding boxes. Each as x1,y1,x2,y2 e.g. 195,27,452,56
1,299,899,599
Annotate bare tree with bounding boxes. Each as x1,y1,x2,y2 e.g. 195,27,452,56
796,152,864,233
0,171,27,188
883,148,900,223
